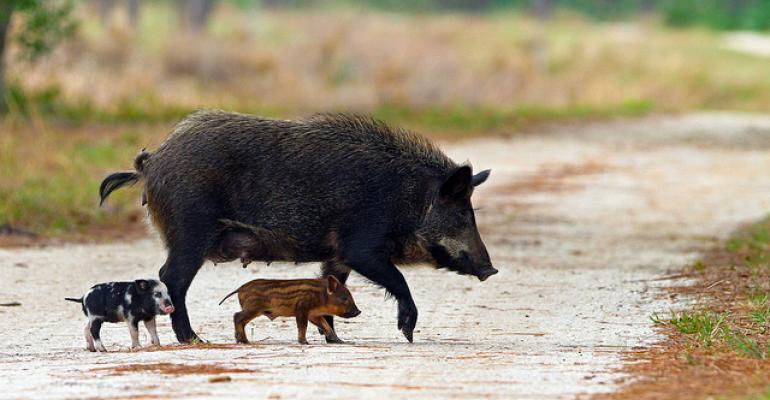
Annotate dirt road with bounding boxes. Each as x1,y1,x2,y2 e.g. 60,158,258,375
2,113,770,399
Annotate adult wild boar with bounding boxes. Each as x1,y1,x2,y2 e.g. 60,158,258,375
99,110,496,343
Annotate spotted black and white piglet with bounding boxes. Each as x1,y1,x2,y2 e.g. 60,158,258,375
65,280,175,352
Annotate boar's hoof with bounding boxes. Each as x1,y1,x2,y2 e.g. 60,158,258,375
397,303,417,343
298,339,310,345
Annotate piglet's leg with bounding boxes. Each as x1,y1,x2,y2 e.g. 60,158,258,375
144,318,160,346
310,316,344,344
89,319,107,352
128,319,141,349
233,309,260,344
84,322,95,352
296,312,310,345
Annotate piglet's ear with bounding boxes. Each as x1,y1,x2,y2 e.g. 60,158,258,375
440,166,473,200
326,275,340,295
135,279,150,292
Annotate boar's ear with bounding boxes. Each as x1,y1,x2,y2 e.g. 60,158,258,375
326,275,340,294
440,166,473,200
472,169,491,187
135,280,150,292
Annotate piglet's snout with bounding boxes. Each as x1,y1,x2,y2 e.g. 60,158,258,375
161,301,175,314
342,307,361,319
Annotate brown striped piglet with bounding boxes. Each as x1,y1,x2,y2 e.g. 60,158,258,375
218,276,361,345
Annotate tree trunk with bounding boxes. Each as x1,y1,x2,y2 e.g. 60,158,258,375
97,0,114,25
0,0,15,114
177,0,216,32
188,0,215,31
533,0,552,20
531,0,551,73
640,0,655,13
127,0,140,29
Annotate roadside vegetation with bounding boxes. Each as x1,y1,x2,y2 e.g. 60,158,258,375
604,218,770,400
4,3,770,238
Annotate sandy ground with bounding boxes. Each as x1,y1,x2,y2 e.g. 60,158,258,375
2,113,770,400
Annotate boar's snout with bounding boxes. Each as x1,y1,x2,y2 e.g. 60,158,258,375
475,265,498,282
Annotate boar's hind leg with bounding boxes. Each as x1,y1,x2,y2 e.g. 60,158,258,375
342,245,418,343
319,260,351,339
159,225,215,344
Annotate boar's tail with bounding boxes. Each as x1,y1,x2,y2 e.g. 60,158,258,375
64,297,83,303
99,172,138,206
99,149,150,206
218,289,240,306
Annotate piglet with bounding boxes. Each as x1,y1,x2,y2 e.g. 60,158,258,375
66,279,175,352
219,276,361,345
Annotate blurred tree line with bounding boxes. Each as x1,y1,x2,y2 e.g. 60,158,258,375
227,0,770,30
0,0,75,113
1,0,770,114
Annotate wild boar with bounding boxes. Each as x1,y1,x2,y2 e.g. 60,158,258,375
218,276,361,344
99,110,496,344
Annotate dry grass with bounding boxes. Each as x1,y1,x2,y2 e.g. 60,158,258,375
12,4,770,116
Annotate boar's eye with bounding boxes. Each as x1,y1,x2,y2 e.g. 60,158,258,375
340,295,348,302
154,293,162,298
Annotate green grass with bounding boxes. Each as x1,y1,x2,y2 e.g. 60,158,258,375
745,388,770,400
652,310,727,346
369,99,653,135
750,294,770,327
651,218,770,361
5,83,194,124
0,123,155,235
727,220,770,266
652,309,769,359
7,81,655,131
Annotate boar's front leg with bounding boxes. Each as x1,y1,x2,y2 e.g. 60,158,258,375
342,244,418,343
319,260,351,340
159,243,205,343
310,316,343,344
